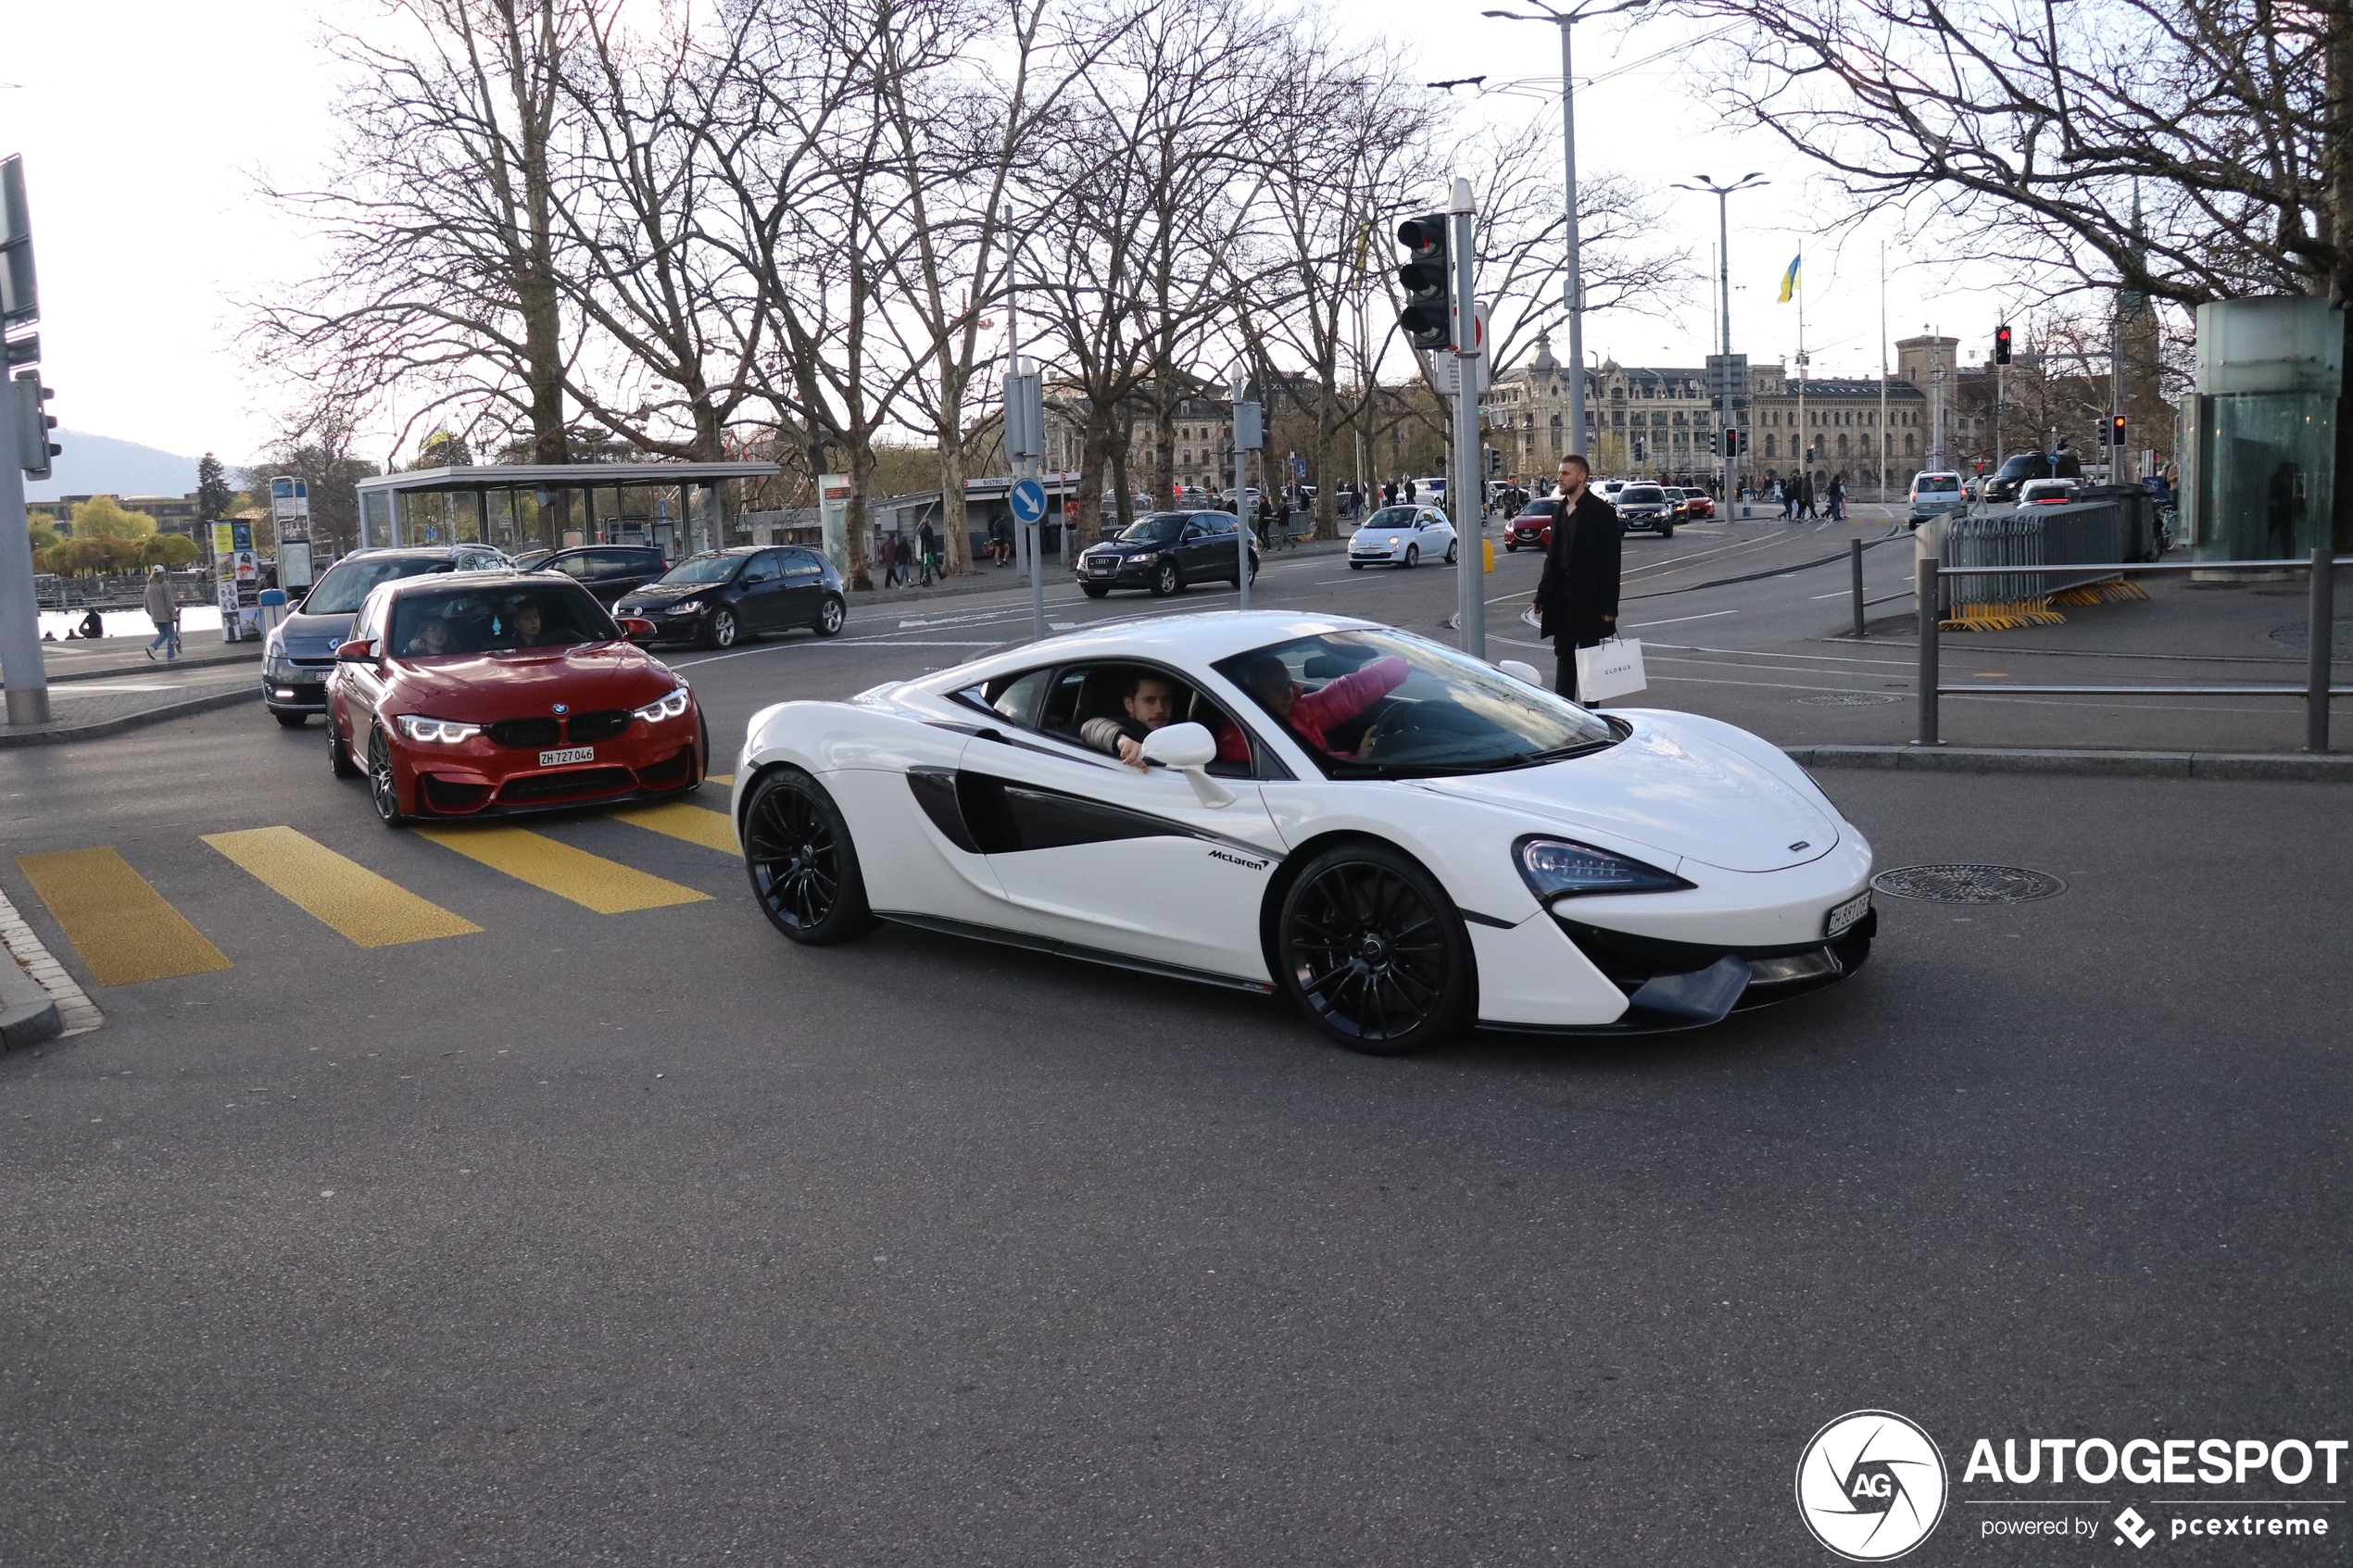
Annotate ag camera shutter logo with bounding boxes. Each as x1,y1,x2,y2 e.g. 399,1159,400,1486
1795,1410,1949,1561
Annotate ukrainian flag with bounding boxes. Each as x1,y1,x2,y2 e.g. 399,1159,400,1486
1777,253,1802,303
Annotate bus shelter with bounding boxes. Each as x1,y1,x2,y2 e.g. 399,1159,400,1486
352,461,783,558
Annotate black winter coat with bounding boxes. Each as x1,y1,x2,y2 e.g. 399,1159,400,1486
1534,490,1623,646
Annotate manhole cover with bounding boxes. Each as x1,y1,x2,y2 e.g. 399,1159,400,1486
2266,618,2353,652
1870,864,2068,904
1797,691,1905,706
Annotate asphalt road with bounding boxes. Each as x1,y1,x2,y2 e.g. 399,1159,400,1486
1,523,2346,1564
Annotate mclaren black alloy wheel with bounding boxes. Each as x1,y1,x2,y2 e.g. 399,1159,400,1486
328,709,361,778
1151,558,1182,596
1277,843,1472,1055
367,725,409,828
743,769,875,945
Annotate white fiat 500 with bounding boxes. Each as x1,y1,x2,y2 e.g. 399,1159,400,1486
1348,505,1458,569
730,611,1876,1055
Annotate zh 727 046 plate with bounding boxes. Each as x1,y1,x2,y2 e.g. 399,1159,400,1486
539,746,595,767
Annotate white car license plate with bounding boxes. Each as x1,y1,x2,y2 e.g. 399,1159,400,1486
1826,891,1870,938
539,746,595,766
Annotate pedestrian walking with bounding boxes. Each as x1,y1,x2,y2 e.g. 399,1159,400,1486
876,535,898,588
1798,471,1818,520
1828,476,1847,521
1778,476,1794,521
918,520,939,585
141,564,181,661
1530,453,1622,704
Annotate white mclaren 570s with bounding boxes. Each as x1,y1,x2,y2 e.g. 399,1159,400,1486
730,610,1875,1054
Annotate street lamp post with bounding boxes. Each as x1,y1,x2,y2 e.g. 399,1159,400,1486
1671,172,1765,504
1482,0,1648,475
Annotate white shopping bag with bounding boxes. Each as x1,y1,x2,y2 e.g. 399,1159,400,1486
1575,637,1646,703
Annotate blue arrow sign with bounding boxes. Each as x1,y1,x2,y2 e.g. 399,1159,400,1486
1009,477,1047,524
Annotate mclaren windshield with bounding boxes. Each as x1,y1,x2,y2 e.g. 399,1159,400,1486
1214,629,1618,778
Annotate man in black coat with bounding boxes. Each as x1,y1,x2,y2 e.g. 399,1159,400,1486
1531,453,1622,702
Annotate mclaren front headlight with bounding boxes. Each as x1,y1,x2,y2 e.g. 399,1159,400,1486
1514,834,1692,903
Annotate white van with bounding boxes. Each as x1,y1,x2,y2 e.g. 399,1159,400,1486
1907,470,1966,528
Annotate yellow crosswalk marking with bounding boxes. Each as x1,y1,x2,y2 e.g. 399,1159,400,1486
202,827,481,948
414,826,712,914
17,847,233,986
610,801,737,854
707,773,734,785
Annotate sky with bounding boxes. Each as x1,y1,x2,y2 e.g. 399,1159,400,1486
0,0,2012,474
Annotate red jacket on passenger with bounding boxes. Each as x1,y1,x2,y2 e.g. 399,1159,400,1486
1216,654,1409,760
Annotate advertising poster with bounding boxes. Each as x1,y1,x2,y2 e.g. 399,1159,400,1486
818,473,850,576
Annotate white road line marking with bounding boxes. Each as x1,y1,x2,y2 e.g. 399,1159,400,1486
1622,610,1740,630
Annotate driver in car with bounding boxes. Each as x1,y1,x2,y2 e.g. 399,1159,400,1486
1080,671,1181,771
503,599,561,647
1233,650,1408,757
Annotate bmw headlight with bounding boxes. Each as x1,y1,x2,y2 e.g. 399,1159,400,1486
630,686,691,723
1515,835,1692,902
667,598,704,615
396,714,482,744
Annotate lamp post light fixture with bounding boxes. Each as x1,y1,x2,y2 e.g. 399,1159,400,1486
1670,171,1766,499
1480,0,1649,475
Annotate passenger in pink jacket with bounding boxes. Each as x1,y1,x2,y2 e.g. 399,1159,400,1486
1223,651,1409,760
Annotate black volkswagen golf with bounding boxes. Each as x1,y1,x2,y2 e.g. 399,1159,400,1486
1073,510,1261,598
614,546,848,647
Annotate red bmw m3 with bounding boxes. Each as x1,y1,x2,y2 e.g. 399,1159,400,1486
325,572,708,826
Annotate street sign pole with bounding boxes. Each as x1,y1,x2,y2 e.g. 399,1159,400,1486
0,155,48,726
1448,178,1485,661
1233,376,1263,611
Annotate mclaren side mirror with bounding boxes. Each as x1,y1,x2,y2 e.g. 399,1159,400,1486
334,638,379,663
1141,721,1235,808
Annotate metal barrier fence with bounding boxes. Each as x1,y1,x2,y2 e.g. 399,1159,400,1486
1940,502,2152,628
1915,549,2348,752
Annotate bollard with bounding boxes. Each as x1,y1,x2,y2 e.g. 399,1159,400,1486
1850,539,1867,638
1916,558,1940,746
2309,546,2335,754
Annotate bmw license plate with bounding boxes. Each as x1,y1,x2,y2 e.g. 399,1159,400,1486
1826,891,1870,939
539,746,595,766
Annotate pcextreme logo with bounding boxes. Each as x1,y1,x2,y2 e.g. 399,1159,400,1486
1796,1410,1951,1562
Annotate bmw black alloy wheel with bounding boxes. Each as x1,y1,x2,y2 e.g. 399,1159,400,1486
742,770,874,945
1277,846,1470,1055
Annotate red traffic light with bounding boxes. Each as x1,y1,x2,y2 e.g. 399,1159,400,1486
1994,323,2013,365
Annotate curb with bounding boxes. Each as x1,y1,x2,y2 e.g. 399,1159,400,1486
0,953,60,1051
0,684,265,749
1784,744,2353,782
34,647,262,684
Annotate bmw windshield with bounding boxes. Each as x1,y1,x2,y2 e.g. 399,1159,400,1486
1214,629,1617,779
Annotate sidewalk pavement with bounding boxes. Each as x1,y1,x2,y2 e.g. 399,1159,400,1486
0,659,262,748
32,632,262,683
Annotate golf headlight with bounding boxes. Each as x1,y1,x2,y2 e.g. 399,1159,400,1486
631,686,691,723
1515,835,1692,902
667,598,703,615
396,714,482,744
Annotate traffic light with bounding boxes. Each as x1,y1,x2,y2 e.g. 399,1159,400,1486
2110,413,2127,446
1485,445,1503,476
1723,428,1740,458
1395,214,1451,351
1632,436,1647,464
13,370,57,481
1994,323,2012,364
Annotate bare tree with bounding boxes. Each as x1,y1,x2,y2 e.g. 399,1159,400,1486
1670,0,2351,535
251,0,587,523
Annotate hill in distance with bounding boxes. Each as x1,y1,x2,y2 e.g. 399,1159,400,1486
25,431,220,502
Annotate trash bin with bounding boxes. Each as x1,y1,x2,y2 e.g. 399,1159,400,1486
256,588,289,641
